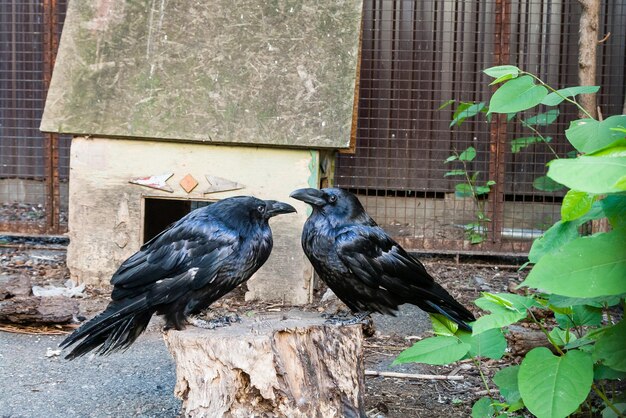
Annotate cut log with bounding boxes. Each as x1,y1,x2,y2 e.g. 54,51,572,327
507,325,554,356
164,311,365,418
0,295,79,324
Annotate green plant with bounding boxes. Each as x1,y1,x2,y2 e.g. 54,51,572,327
398,65,626,418
444,146,496,244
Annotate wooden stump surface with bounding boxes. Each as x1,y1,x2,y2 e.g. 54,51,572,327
164,311,365,418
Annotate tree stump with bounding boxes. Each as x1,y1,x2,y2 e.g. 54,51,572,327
164,311,365,418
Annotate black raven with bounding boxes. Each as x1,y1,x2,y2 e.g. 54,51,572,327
290,188,475,331
60,196,295,359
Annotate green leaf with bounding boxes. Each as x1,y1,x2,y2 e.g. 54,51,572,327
589,139,626,157
521,228,626,297
458,329,506,359
483,65,520,79
593,320,626,372
444,170,466,177
555,305,602,328
476,293,537,312
430,313,459,336
548,327,577,346
565,327,610,350
471,397,501,418
468,232,485,244
472,311,526,335
594,365,626,380
472,293,535,334
533,175,565,192
480,292,518,311
459,146,477,161
565,115,626,154
445,154,458,163
488,76,548,114
518,348,593,418
486,180,496,186
523,109,559,126
510,136,548,153
601,194,626,229
455,183,473,198
393,336,470,365
528,202,604,264
528,221,580,264
475,185,491,195
541,86,600,106
561,190,595,222
438,99,456,110
493,365,522,405
450,102,486,127
489,73,515,85
614,175,626,191
548,294,622,308
547,156,626,194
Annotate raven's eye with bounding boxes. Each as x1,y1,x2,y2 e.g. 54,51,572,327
257,205,266,214
328,194,337,203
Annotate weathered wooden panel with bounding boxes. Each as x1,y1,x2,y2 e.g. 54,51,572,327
40,0,362,149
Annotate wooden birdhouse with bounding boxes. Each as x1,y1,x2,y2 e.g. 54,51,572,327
40,0,362,304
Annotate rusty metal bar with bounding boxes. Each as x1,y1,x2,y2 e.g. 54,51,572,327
487,0,510,246
42,0,61,234
0,221,47,235
396,236,531,256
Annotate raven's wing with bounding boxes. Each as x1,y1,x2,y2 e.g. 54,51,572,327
110,215,238,300
335,224,475,328
335,225,434,294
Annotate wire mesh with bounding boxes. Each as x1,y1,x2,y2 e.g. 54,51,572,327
0,0,68,234
336,0,626,255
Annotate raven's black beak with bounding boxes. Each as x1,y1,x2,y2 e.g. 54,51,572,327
290,188,326,207
265,200,296,217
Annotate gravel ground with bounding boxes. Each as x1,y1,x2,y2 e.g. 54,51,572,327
0,325,181,418
0,241,531,417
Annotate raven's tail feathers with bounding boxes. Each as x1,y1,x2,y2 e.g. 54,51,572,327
60,299,154,360
424,299,475,332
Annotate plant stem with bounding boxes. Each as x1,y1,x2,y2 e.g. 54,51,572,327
527,309,564,355
592,383,625,417
471,356,494,401
523,72,595,119
518,117,560,159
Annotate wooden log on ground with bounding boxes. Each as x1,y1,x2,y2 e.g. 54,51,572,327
164,311,365,418
507,324,554,356
0,295,79,324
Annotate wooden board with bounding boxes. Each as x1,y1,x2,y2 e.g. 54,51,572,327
40,0,362,150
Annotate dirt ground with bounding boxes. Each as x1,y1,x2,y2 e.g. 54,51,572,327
0,238,530,417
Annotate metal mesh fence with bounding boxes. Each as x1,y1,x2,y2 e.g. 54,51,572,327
1,0,624,250
0,0,68,234
336,0,626,255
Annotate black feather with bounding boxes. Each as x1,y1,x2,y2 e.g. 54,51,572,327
60,196,295,359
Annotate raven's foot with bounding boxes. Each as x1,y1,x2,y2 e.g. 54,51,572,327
321,310,351,320
324,311,372,326
188,313,241,329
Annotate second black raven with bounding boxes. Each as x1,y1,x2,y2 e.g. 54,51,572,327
290,188,475,330
60,196,295,359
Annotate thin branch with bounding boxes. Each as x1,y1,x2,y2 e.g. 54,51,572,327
522,72,595,119
517,117,560,159
364,370,464,381
592,383,625,418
